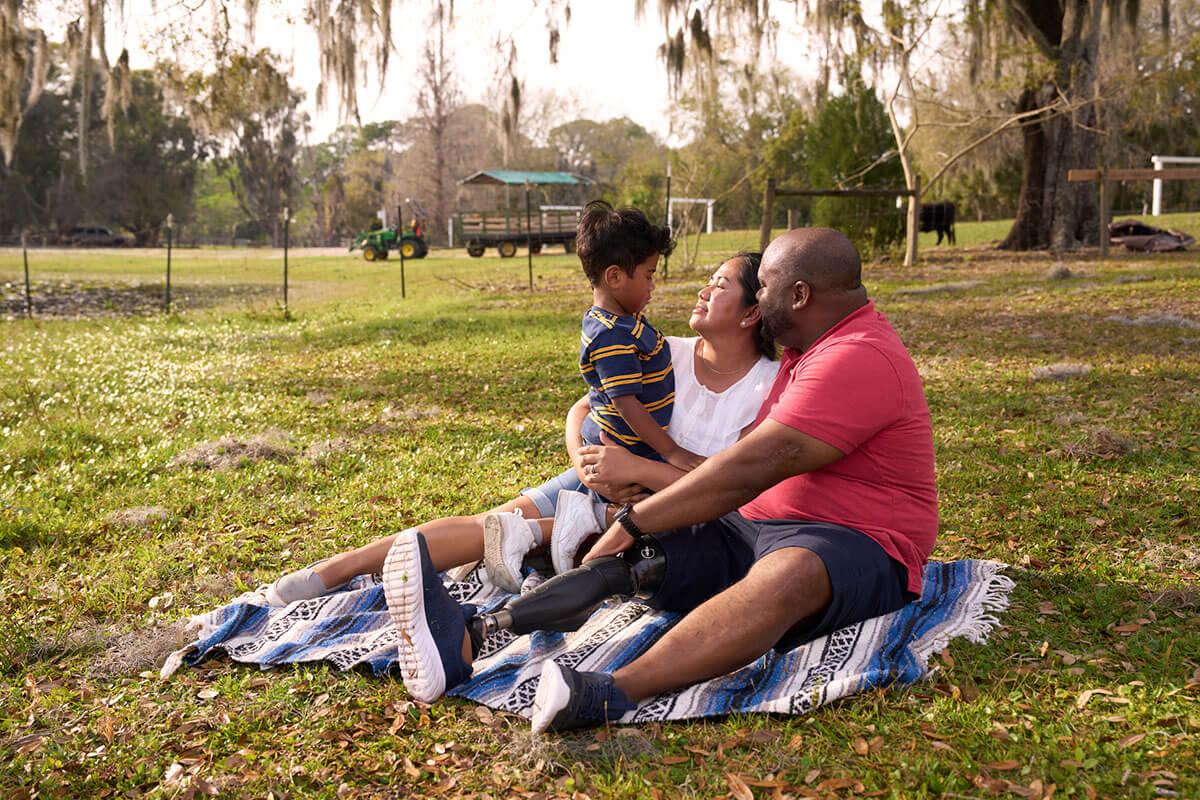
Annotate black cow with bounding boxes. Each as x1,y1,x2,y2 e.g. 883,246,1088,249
919,201,956,245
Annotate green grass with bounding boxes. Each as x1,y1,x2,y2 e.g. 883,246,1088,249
1,237,1198,799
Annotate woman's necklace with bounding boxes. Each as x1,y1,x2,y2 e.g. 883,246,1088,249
697,340,752,376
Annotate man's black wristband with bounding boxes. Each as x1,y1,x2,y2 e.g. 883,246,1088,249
615,503,644,539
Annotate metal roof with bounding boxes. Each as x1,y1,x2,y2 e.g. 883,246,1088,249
459,170,594,186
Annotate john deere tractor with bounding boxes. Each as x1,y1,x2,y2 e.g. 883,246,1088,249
350,199,430,261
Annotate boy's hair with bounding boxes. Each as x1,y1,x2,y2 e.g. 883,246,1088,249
576,200,675,286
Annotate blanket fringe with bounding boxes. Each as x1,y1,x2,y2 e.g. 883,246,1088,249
913,560,1014,668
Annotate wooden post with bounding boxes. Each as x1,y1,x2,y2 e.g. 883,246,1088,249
164,214,173,313
282,206,290,314
1098,168,1109,260
22,230,31,317
905,176,920,268
398,203,407,299
759,177,775,253
787,209,795,231
525,179,533,292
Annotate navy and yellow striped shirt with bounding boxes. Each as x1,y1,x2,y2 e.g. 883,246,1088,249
579,306,674,460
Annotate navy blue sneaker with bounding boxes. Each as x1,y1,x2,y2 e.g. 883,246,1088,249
531,660,635,733
383,529,472,702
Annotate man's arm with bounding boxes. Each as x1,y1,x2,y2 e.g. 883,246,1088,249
610,394,703,471
582,418,845,560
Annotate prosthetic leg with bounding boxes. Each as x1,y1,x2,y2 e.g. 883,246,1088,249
469,536,666,645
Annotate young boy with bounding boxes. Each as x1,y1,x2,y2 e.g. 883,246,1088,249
575,200,701,469
482,201,702,590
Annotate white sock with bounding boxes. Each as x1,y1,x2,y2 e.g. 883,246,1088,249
525,518,542,546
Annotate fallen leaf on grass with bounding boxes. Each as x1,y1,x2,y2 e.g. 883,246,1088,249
804,768,821,785
196,689,218,700
726,773,753,800
853,736,870,755
989,760,1021,770
1111,623,1142,634
659,756,689,765
1117,733,1146,749
1076,688,1113,709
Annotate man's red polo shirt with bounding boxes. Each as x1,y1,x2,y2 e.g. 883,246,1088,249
739,301,938,596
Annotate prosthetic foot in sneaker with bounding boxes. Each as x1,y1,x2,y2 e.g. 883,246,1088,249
483,511,539,593
383,529,473,703
550,490,603,574
531,660,635,733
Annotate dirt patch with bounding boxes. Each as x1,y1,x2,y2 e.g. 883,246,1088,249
2,280,276,320
173,429,298,470
1061,426,1136,459
897,280,983,296
1032,362,1092,381
105,506,168,527
305,391,332,407
1045,264,1078,280
1141,541,1200,572
89,622,190,678
382,403,445,421
1105,313,1200,329
304,438,353,464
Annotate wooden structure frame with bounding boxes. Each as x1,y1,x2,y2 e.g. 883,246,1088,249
759,177,921,264
1067,167,1200,258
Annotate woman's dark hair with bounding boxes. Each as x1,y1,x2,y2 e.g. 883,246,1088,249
576,200,675,286
728,251,777,361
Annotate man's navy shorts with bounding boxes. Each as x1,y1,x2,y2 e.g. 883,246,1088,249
646,512,915,652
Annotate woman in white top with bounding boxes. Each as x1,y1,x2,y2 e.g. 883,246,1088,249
263,253,780,604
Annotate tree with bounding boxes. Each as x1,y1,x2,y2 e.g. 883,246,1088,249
988,0,1137,250
85,70,204,245
166,48,308,247
412,2,462,242
804,71,905,254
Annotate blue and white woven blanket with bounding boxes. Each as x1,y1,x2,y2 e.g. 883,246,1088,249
163,559,1014,722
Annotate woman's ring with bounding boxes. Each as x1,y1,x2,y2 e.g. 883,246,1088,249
587,464,596,475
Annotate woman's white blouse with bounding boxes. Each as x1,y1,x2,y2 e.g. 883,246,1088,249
666,336,781,457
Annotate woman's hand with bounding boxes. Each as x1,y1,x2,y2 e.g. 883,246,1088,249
577,435,645,500
664,445,705,472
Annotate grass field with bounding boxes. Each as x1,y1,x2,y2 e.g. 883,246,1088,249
1,226,1198,799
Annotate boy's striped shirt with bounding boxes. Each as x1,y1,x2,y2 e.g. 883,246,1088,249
579,306,674,459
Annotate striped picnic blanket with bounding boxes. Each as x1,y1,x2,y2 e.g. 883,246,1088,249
162,559,1014,722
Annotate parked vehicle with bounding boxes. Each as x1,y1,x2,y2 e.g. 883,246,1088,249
349,200,430,261
454,208,579,258
68,226,128,246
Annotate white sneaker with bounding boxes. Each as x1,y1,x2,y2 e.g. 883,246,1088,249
550,490,603,574
483,511,538,593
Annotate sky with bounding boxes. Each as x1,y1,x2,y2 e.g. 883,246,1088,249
75,0,820,146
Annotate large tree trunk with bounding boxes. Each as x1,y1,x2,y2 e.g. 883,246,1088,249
999,0,1103,251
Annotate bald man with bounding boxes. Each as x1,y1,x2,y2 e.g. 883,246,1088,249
527,227,938,731
386,228,938,731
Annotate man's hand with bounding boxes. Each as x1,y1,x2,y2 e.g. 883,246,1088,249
580,523,635,562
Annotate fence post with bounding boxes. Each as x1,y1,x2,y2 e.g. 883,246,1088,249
905,176,920,268
525,179,534,292
22,230,31,317
165,214,174,313
1099,168,1109,260
759,178,775,253
282,206,290,315
398,203,407,299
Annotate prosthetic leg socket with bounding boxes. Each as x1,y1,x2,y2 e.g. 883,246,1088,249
472,536,666,640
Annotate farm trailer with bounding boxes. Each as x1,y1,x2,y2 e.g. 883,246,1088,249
455,170,593,257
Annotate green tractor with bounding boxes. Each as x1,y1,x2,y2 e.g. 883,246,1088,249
350,199,430,261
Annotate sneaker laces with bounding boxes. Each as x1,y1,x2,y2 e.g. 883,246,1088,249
577,675,621,722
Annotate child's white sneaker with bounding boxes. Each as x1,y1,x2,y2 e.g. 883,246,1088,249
550,490,604,574
483,511,538,593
